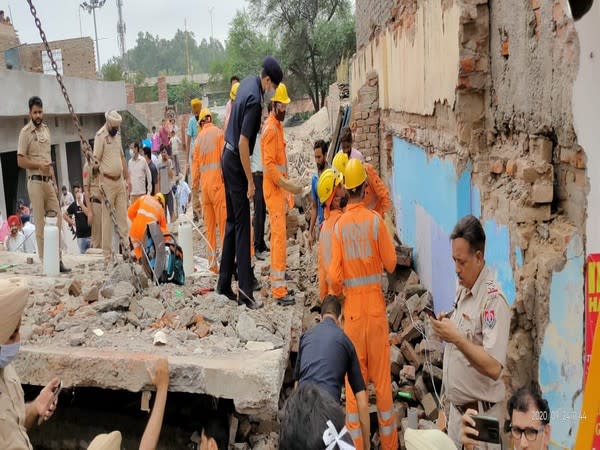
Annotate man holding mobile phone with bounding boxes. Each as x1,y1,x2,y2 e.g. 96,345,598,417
431,215,510,449
0,278,61,448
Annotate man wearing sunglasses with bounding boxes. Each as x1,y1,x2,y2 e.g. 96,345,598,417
461,385,551,449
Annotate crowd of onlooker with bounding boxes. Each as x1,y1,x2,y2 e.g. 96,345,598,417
2,119,191,257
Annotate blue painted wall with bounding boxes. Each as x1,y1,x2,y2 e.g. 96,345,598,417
539,235,584,449
391,137,516,312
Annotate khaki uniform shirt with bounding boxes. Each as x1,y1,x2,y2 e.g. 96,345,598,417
93,126,124,179
443,265,510,405
17,122,52,177
0,365,32,449
83,163,100,198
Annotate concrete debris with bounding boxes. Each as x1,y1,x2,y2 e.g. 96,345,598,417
153,330,168,345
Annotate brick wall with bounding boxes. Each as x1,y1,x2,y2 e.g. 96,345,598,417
0,22,19,69
157,77,168,103
355,0,394,49
18,37,96,79
126,83,135,104
351,71,380,171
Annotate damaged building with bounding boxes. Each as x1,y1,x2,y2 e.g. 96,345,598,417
349,0,600,447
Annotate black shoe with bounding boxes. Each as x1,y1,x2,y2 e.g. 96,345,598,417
239,296,264,310
59,261,71,273
276,295,296,307
216,287,237,301
285,272,293,281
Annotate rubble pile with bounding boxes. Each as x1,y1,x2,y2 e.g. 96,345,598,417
385,270,445,449
285,107,330,186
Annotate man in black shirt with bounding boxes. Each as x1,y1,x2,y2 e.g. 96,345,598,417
294,296,371,450
217,56,283,310
63,185,92,254
144,146,159,196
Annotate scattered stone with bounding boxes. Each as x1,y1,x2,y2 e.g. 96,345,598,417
138,297,165,321
69,333,86,347
112,281,136,298
26,257,34,264
404,284,427,298
92,328,104,337
100,286,114,299
83,285,99,303
421,393,439,421
245,341,275,352
95,296,131,313
153,330,168,345
68,279,83,297
400,365,416,381
100,311,120,328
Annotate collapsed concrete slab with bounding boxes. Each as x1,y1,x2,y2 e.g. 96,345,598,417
1,250,301,420
15,344,287,419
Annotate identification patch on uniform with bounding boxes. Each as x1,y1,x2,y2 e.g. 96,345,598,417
484,309,496,329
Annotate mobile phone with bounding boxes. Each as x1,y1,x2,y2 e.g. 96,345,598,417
37,380,62,425
424,307,437,319
468,415,501,444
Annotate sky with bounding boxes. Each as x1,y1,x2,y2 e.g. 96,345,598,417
5,0,247,69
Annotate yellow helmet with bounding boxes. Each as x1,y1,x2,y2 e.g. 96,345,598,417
332,151,349,175
154,193,166,209
190,98,202,113
199,108,211,122
271,82,291,104
230,82,240,101
343,158,367,190
317,169,344,205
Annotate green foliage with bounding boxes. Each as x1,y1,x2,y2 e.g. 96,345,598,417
120,110,148,150
101,57,124,81
168,79,203,114
125,31,226,77
134,85,158,102
246,0,356,110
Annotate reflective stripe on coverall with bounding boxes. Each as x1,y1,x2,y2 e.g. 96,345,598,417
128,195,167,260
329,202,398,450
363,162,392,216
318,208,343,301
261,114,289,299
196,122,227,270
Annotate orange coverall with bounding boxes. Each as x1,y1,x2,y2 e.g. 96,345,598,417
195,122,227,271
318,208,343,301
329,202,398,450
363,162,392,216
128,195,168,260
261,113,289,299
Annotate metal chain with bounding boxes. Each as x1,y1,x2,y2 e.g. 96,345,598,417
26,0,137,272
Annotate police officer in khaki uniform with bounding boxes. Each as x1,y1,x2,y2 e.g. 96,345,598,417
83,162,102,248
16,96,70,272
431,215,510,449
93,111,130,261
0,278,61,448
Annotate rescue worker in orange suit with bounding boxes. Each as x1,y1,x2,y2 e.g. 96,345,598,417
128,193,168,261
316,168,347,301
195,108,227,273
261,83,302,306
329,158,398,450
333,151,392,217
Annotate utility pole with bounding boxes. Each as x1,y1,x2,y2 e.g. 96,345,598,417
80,0,107,73
208,7,214,41
116,0,127,71
184,19,191,77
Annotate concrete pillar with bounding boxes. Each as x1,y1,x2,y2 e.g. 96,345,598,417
56,141,69,189
157,76,167,102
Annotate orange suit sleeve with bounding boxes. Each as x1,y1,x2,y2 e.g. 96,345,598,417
318,244,327,301
128,196,142,221
328,223,344,296
192,137,200,190
366,164,392,215
262,124,282,185
376,213,397,273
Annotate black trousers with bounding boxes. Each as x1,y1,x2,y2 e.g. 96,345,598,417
218,148,253,301
252,172,268,253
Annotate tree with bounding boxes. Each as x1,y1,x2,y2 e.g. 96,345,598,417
212,10,278,83
101,57,124,81
248,0,355,110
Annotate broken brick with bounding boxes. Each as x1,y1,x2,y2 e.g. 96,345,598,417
68,279,82,297
414,374,428,402
399,321,423,344
572,150,587,169
501,39,509,57
422,393,439,421
506,160,517,177
530,136,553,163
460,57,476,73
490,159,505,174
532,181,554,204
390,345,404,376
400,341,423,369
400,365,416,381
